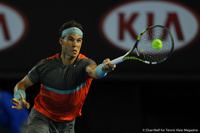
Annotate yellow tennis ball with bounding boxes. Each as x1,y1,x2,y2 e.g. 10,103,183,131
152,39,163,50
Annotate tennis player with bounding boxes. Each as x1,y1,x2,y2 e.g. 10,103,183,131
11,20,115,133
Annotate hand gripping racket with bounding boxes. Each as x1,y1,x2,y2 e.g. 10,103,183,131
110,25,174,65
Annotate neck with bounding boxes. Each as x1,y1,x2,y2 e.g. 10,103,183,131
60,53,76,66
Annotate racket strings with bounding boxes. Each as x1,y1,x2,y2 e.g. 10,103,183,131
137,26,173,63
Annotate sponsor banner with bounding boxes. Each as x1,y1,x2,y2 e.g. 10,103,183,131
100,0,200,53
0,2,28,52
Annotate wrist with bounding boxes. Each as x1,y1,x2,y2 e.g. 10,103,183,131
96,64,107,78
14,90,26,100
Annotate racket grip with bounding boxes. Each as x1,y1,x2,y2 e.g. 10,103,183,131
110,56,124,65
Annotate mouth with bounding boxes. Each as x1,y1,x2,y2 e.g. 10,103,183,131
72,49,77,54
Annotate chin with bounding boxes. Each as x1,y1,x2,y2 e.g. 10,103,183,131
71,54,78,58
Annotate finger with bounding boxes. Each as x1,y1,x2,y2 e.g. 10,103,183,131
108,63,115,70
12,105,17,109
19,92,24,100
11,99,19,105
26,102,30,109
108,64,112,69
108,63,115,67
12,105,21,110
103,58,110,64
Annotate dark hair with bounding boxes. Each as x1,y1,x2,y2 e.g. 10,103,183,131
59,20,83,37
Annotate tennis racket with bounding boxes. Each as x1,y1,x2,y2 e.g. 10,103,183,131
110,25,174,65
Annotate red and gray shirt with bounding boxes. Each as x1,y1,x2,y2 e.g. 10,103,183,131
27,53,95,122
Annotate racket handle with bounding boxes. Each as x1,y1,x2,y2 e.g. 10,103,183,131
110,56,124,65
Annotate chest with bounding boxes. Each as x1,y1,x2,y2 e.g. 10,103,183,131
39,63,86,90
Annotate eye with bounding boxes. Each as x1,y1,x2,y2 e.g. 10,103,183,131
68,38,74,41
77,39,82,43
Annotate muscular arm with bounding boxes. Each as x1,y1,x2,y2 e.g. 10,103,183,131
86,64,100,79
86,58,115,79
14,75,34,93
11,76,34,110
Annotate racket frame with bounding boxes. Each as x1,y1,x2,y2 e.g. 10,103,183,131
110,25,174,65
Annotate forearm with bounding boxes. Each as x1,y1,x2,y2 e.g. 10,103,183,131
14,76,31,93
12,75,32,109
86,59,115,79
13,75,34,100
13,82,28,100
14,82,27,93
86,64,101,79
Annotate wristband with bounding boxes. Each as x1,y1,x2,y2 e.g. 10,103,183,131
96,64,107,78
14,90,26,100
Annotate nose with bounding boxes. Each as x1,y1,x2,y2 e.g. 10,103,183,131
72,40,80,47
72,40,77,46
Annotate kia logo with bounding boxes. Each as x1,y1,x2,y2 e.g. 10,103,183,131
0,2,28,52
100,1,200,53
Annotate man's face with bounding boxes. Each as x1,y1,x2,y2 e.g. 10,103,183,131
59,33,83,58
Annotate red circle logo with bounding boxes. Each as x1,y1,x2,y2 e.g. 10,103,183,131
0,2,28,52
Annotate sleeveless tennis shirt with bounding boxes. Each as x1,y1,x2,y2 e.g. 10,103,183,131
27,53,95,122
